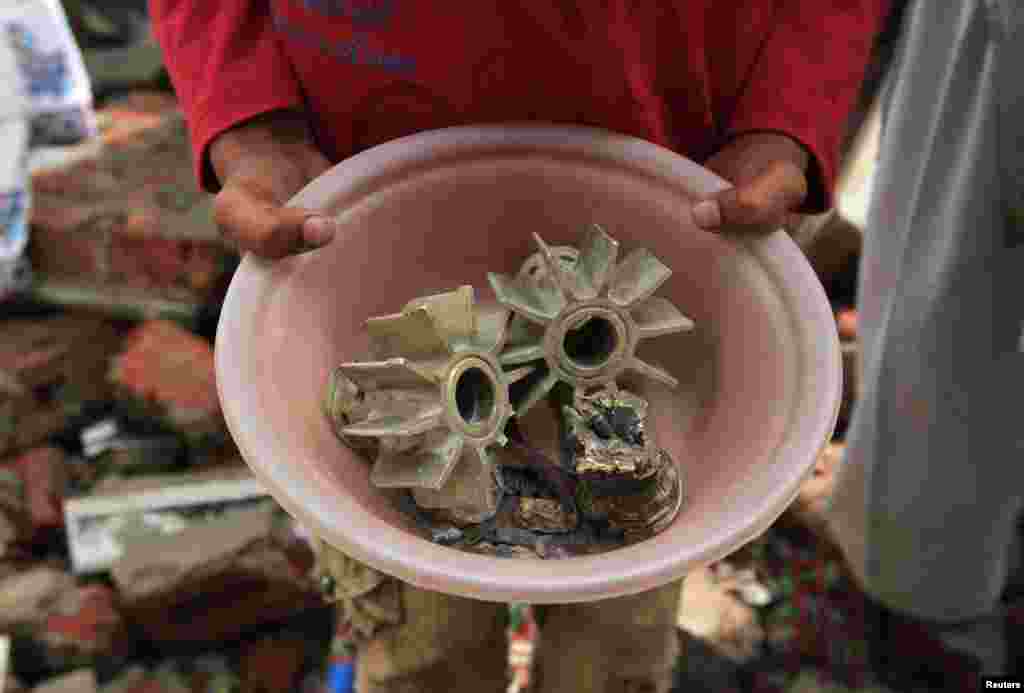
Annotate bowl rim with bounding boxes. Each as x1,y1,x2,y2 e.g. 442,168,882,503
215,123,842,603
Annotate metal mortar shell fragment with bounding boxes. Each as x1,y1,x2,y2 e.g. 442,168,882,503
323,366,379,457
559,386,684,543
586,450,683,542
490,224,695,412
323,285,531,525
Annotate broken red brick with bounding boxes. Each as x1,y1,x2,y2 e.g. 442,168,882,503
112,505,321,645
100,91,179,147
42,582,125,658
29,220,110,280
109,320,221,437
0,569,124,674
110,234,189,289
29,98,235,312
0,315,122,456
106,215,224,302
0,565,76,630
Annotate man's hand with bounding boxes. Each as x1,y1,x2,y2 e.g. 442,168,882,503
692,132,810,235
210,110,335,259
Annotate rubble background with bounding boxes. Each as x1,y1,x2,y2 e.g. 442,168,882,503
5,2,1019,692
1,34,339,684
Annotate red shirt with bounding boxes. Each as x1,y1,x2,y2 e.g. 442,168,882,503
152,0,885,211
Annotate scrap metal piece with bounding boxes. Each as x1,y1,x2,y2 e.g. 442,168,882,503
463,386,684,558
561,386,685,542
513,496,577,533
369,431,464,490
585,449,683,542
562,388,653,477
326,286,535,524
464,542,537,559
411,445,499,525
488,224,695,413
630,296,695,339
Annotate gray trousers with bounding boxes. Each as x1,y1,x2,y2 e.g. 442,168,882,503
829,0,1024,627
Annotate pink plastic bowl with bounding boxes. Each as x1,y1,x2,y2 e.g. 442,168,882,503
215,125,841,603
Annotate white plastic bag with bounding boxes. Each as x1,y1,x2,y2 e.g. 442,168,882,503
0,0,96,133
0,0,95,298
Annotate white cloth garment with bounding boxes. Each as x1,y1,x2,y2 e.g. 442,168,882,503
0,0,95,298
828,0,1024,627
0,28,31,294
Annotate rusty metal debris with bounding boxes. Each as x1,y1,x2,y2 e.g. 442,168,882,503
325,225,690,557
561,386,684,543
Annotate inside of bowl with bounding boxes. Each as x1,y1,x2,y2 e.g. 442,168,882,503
218,134,829,603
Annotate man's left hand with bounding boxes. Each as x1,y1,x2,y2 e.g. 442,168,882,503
692,132,810,235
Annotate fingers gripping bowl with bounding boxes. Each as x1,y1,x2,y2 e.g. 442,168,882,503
214,125,842,603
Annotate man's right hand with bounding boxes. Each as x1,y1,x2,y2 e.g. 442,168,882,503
210,110,336,259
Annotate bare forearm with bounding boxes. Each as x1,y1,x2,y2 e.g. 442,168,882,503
209,109,325,190
206,109,335,259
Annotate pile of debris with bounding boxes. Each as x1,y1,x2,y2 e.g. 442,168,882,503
26,91,236,324
0,313,338,692
0,77,370,690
